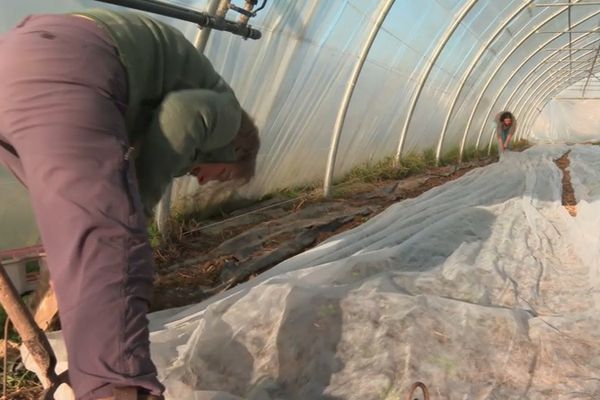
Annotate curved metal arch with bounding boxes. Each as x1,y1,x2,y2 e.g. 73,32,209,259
522,74,591,137
482,47,598,153
513,50,599,126
474,6,600,151
520,83,575,140
521,78,586,140
524,85,570,139
493,62,594,147
515,50,599,127
456,1,583,154
506,37,600,126
509,74,583,149
520,69,595,140
322,0,397,197
155,0,229,234
393,0,480,161
479,32,600,149
488,33,600,148
434,1,534,163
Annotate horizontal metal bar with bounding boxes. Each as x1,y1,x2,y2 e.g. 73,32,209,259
93,0,262,39
0,245,45,261
537,31,600,33
543,48,597,51
546,66,592,69
555,96,600,99
534,2,600,6
541,59,594,62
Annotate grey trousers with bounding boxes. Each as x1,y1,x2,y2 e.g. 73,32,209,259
0,15,164,399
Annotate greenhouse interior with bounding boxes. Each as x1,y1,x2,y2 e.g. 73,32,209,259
2,0,600,399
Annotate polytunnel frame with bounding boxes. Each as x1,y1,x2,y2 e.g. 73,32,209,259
518,63,595,138
156,0,232,233
461,1,586,156
519,64,599,140
324,0,479,196
527,41,600,123
145,0,600,217
491,70,589,150
507,29,600,141
393,0,479,161
512,46,597,121
488,47,600,151
511,70,589,144
494,47,598,142
323,0,397,197
477,11,600,148
436,0,535,164
581,40,600,96
517,60,600,140
474,9,600,154
514,43,600,140
507,41,599,128
505,37,600,142
483,2,600,148
508,61,597,145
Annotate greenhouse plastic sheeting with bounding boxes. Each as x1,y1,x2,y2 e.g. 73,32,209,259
0,168,38,250
28,145,600,399
3,1,600,237
531,99,600,143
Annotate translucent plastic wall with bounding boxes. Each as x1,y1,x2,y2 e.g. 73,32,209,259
166,0,600,201
2,0,600,248
531,75,600,142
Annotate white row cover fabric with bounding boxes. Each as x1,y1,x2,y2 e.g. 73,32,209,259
28,145,600,399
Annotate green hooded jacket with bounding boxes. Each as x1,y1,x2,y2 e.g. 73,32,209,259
77,9,242,214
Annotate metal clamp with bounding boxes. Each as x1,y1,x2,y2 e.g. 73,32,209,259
407,382,430,400
94,0,263,40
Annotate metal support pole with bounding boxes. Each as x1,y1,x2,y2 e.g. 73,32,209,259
482,39,600,149
511,40,599,118
503,67,591,144
194,0,226,50
513,70,585,140
515,61,596,138
478,31,600,152
521,81,574,139
474,3,597,149
535,1,600,5
156,0,231,234
514,56,593,123
520,69,591,135
323,0,396,197
582,43,600,96
568,0,573,79
93,0,261,39
394,0,479,162
435,1,533,163
457,1,583,156
478,14,600,152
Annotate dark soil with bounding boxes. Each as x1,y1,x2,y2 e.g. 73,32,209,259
554,151,577,216
152,157,499,311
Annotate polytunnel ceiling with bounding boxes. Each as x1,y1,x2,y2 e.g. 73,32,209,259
523,2,600,113
397,0,600,160
462,0,600,140
85,0,600,150
85,0,600,191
